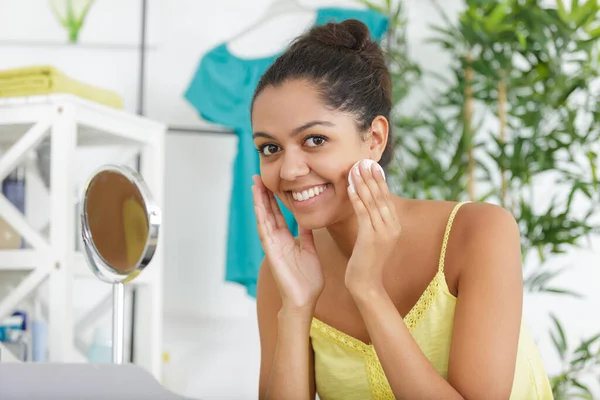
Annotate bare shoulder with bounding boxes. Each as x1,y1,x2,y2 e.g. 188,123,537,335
405,199,522,290
447,201,522,283
402,198,519,254
409,198,517,232
452,201,520,246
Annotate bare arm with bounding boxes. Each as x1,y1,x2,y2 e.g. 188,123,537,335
256,258,317,400
446,203,522,397
350,203,523,399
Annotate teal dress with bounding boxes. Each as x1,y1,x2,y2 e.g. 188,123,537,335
184,7,388,297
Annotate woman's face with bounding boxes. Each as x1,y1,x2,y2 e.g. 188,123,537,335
251,79,387,229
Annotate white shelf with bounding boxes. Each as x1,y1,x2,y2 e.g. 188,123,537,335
0,40,159,51
0,94,166,379
0,249,42,270
0,250,151,284
0,95,163,146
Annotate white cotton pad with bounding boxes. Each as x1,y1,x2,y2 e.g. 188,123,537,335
348,159,385,191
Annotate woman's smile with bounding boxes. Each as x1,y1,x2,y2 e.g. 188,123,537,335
287,183,333,209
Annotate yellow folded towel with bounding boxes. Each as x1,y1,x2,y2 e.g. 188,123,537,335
0,65,123,109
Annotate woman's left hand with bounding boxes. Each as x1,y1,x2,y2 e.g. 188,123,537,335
345,160,402,293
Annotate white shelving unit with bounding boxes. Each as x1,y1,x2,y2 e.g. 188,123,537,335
0,94,166,379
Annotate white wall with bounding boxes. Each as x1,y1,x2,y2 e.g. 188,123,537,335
1,0,599,398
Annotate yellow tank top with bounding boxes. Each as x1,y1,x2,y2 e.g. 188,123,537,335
310,202,554,400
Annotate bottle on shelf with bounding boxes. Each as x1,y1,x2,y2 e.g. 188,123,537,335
0,166,26,249
86,325,112,363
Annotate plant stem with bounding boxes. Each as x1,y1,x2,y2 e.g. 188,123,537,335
69,28,78,43
498,70,507,208
464,53,475,200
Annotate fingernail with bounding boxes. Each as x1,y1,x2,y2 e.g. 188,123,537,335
362,159,370,169
377,164,386,180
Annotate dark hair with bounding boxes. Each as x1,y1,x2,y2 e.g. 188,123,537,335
251,19,393,168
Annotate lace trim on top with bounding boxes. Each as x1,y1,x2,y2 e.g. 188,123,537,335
312,318,394,399
312,271,448,399
402,201,467,329
311,201,469,400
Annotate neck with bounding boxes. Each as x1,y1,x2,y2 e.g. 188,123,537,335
326,211,360,259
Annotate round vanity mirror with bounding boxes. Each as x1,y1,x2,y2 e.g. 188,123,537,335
80,165,161,364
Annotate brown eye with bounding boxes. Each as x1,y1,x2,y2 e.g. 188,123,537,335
260,144,280,156
305,136,326,147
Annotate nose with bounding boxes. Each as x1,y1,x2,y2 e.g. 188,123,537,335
279,149,309,181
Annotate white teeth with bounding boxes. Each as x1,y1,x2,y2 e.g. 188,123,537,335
292,184,328,202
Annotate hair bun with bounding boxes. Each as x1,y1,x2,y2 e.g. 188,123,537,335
310,19,372,53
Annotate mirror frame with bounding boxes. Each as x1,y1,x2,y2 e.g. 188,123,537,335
80,164,161,283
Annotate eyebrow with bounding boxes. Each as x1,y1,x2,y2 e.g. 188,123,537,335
252,120,334,140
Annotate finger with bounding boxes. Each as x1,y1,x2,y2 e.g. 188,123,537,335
254,205,267,242
365,163,396,225
253,185,273,237
253,173,266,188
348,184,374,233
268,191,288,230
353,164,385,231
252,186,266,230
255,174,290,231
253,176,278,229
361,163,386,207
252,176,267,210
255,204,277,253
253,175,270,208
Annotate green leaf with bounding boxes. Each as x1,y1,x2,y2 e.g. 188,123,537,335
571,379,593,397
516,30,527,49
556,0,569,21
484,2,510,32
585,24,600,38
543,288,584,298
570,0,599,28
550,314,568,360
355,0,386,14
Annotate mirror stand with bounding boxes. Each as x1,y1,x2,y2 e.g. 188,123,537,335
112,281,125,364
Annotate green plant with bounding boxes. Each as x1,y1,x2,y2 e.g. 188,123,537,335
421,0,600,272
49,0,96,43
549,315,600,399
365,0,600,396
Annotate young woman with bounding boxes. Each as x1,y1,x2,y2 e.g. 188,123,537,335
250,19,553,400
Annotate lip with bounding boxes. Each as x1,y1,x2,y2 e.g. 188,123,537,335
287,183,332,210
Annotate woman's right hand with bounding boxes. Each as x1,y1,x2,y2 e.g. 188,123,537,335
252,175,324,314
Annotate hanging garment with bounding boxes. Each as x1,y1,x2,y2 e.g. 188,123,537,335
184,7,389,297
